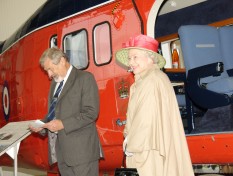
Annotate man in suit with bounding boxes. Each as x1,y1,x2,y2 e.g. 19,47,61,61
29,47,102,176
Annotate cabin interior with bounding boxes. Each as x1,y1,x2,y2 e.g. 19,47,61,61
156,0,233,135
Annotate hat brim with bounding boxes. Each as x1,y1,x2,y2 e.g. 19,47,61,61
115,47,166,69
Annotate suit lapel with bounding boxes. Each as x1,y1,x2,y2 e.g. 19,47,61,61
49,81,57,101
58,67,77,101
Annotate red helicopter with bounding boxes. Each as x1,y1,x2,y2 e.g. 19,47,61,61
1,0,233,175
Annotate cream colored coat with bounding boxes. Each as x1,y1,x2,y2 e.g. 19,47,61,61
124,65,194,176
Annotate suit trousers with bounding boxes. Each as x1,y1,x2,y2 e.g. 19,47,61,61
58,159,99,176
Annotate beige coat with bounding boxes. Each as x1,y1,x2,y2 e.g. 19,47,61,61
124,65,194,176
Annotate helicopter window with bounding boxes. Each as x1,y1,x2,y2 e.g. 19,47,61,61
50,35,57,48
63,30,88,69
93,22,112,65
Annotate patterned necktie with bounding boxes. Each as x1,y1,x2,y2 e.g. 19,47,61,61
47,81,64,122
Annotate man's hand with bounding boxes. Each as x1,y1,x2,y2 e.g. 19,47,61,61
29,120,44,132
28,125,43,133
43,119,64,132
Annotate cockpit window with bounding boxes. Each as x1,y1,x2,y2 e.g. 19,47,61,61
63,30,88,69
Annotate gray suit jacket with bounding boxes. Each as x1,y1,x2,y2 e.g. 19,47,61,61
46,67,102,166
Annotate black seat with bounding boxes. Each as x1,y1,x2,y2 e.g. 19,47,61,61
178,25,233,109
178,25,233,133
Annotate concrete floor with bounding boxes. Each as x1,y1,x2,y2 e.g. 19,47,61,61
0,167,46,176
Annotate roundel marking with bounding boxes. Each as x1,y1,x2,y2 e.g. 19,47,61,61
2,81,10,121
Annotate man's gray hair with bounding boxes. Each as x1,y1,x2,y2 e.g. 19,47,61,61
39,47,68,67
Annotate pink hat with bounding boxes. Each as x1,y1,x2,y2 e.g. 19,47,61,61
115,34,166,68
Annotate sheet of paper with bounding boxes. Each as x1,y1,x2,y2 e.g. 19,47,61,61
29,120,45,128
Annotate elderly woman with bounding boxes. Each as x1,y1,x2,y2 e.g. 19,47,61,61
115,34,194,176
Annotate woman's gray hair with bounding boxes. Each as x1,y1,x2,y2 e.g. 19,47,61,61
39,47,68,67
144,50,159,64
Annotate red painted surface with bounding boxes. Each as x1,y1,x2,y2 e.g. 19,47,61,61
0,0,233,175
187,133,233,164
0,0,139,174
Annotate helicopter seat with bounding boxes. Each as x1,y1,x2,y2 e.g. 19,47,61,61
178,25,233,110
178,25,233,134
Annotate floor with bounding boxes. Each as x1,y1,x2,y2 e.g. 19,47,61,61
0,167,46,176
